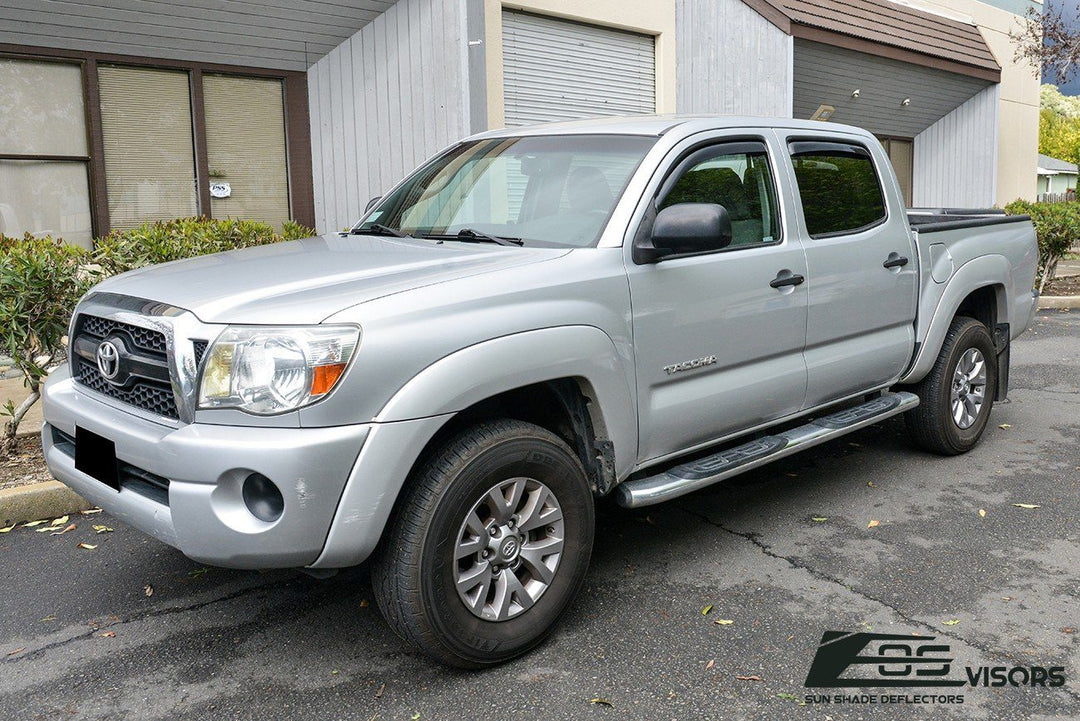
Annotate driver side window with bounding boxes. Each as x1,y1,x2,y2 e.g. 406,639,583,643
659,141,781,247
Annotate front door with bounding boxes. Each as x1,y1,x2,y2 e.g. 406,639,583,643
626,138,809,463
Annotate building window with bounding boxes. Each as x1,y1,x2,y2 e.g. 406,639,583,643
0,58,93,247
98,65,199,230
203,74,290,228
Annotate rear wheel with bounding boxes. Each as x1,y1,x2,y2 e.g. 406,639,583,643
371,419,594,668
905,316,997,455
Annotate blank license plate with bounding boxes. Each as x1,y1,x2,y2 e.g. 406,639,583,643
75,426,119,490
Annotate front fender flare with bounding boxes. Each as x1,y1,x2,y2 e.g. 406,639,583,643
376,325,637,479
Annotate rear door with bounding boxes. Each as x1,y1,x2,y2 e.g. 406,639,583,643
625,134,809,463
780,134,918,408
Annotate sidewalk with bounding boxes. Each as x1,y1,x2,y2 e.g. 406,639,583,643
0,374,43,437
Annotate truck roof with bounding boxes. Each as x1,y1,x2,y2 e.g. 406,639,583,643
469,114,874,140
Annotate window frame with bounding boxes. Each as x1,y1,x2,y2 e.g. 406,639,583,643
639,137,785,258
0,45,313,237
786,138,889,240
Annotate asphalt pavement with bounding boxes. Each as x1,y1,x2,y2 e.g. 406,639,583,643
1,310,1078,720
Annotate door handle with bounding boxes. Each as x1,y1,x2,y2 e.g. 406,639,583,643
769,271,805,289
883,253,909,269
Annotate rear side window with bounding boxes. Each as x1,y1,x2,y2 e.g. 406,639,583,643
789,141,886,238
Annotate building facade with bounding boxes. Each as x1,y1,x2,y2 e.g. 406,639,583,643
0,0,1041,241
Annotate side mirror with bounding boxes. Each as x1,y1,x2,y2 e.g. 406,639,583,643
635,203,732,263
364,196,382,212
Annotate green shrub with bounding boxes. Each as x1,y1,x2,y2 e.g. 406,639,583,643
92,217,315,275
0,218,315,451
0,234,103,451
1004,199,1080,293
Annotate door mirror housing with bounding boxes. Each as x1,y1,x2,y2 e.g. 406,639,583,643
364,196,382,212
635,203,732,263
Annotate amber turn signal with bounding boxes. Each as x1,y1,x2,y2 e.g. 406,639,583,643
311,363,347,396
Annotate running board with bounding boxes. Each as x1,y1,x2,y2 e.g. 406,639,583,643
615,391,919,508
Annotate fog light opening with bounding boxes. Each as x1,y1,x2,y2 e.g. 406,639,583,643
242,472,284,522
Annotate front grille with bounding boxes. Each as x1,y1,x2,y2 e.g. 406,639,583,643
192,340,208,367
76,358,178,419
78,314,167,356
72,313,179,420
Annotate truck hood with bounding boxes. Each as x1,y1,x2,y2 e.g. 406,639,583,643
92,234,571,324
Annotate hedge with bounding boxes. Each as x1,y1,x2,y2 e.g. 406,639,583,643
1003,199,1079,294
0,217,314,449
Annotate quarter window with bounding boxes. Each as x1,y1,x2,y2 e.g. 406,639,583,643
789,141,886,238
658,141,780,247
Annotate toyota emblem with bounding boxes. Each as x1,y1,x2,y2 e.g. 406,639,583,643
96,340,121,381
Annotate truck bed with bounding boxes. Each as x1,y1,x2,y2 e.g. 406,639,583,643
907,207,1031,234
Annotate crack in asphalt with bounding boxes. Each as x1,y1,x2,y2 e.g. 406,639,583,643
677,505,1080,705
3,576,293,665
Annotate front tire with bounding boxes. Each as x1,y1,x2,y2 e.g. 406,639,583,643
371,419,594,668
905,316,997,455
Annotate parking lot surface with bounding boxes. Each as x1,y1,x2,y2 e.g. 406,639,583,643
1,310,1077,720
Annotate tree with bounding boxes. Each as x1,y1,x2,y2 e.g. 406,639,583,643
1012,7,1080,84
1039,86,1080,164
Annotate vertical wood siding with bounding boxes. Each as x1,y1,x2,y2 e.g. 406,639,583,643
912,84,999,208
307,0,470,233
675,0,792,117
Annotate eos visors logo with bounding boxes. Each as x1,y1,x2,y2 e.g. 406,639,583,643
804,631,1065,691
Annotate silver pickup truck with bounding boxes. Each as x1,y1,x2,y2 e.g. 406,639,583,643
42,116,1038,667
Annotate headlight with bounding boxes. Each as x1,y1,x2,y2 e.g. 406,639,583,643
198,325,360,415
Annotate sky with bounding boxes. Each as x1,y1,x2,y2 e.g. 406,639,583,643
1044,0,1080,95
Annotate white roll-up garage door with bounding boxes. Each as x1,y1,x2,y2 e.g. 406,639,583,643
502,10,656,127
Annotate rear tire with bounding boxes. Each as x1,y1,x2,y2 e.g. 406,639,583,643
905,316,997,455
371,419,594,668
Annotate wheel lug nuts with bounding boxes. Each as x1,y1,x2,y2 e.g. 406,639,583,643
481,550,490,559
489,527,498,536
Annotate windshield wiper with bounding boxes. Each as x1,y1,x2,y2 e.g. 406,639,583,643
420,228,524,246
351,223,408,238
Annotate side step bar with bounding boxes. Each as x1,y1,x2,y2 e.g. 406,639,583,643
615,391,919,508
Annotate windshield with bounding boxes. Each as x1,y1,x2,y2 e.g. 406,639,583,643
356,134,657,247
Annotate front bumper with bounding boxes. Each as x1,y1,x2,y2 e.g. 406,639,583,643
41,366,369,568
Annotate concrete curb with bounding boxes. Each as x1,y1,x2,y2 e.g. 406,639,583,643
1,481,92,525
1039,295,1080,309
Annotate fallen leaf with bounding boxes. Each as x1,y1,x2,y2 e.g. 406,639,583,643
50,515,69,526
867,520,881,529
22,520,48,528
144,585,153,597
80,508,103,515
51,523,76,536
375,683,385,698
92,525,113,534
978,509,986,517
0,524,16,533
588,698,613,707
705,659,715,671
36,526,58,533
701,604,713,616
6,647,25,656
999,423,1012,429
736,675,764,682
77,542,97,550
97,630,116,638
811,517,828,522
1063,628,1075,634
777,693,799,701
40,615,57,622
714,619,734,626
331,669,339,675
867,481,876,488
1011,503,1040,509
1002,596,1013,602
942,619,961,626
359,599,369,608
